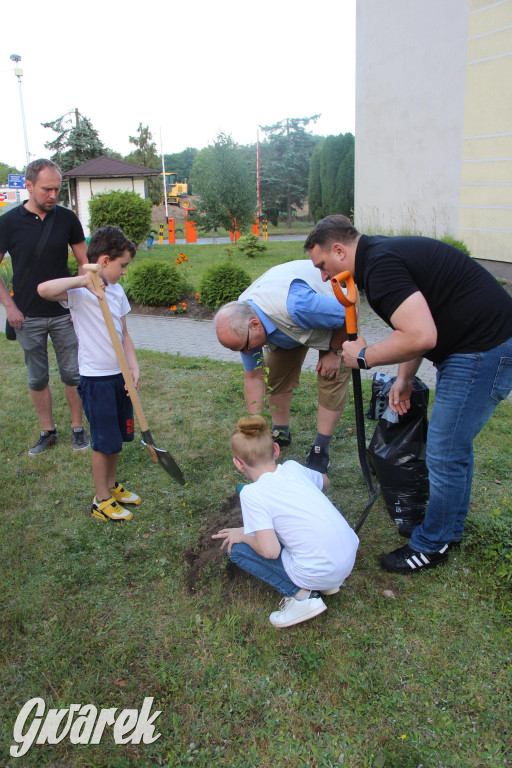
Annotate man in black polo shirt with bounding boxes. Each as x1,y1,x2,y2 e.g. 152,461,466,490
305,215,512,575
0,158,90,455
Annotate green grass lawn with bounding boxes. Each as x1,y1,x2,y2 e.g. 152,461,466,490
1,334,511,768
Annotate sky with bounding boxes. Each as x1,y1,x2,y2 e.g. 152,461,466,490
1,0,355,170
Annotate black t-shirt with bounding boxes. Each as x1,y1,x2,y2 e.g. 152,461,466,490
354,234,512,364
0,203,85,317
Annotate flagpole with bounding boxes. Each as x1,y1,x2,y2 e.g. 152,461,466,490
257,128,261,220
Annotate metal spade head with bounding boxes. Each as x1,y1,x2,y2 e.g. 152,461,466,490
141,430,185,485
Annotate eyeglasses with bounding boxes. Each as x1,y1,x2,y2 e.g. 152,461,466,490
241,325,251,353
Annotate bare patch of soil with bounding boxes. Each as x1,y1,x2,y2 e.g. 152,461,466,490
184,493,250,594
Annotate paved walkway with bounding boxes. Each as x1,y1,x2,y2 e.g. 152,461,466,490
123,310,440,388
0,302,437,388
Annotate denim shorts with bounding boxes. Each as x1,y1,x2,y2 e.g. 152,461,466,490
15,314,79,391
78,374,135,454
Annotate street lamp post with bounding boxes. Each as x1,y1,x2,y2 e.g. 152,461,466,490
10,54,31,167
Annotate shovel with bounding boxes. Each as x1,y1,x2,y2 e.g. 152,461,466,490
331,270,379,533
84,264,185,485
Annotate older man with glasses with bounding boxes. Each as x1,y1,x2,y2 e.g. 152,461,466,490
214,260,351,473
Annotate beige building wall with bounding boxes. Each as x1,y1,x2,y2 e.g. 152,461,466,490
355,0,512,272
459,0,512,265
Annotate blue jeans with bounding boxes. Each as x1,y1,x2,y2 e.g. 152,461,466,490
227,543,300,597
410,337,512,553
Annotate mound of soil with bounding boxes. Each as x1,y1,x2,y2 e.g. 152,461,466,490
184,493,249,593
129,293,214,320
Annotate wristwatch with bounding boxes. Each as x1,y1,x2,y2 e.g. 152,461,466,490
357,347,370,369
329,346,343,356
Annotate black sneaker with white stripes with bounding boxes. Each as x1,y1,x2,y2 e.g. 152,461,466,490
380,543,449,573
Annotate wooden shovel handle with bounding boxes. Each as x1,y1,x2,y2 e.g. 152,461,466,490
83,264,149,433
331,270,358,338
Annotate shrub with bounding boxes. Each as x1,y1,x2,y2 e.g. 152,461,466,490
128,260,184,306
237,233,268,258
1,256,13,292
440,234,471,256
88,189,152,246
199,262,251,309
67,256,79,276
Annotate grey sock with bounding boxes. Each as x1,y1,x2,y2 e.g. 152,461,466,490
314,433,332,450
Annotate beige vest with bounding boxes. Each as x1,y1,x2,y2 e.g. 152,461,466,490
239,260,340,350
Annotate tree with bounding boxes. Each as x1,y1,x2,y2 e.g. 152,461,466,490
259,115,321,228
191,133,256,233
307,133,355,221
42,109,105,173
42,109,107,204
124,123,161,205
307,145,323,222
88,190,152,246
0,162,23,185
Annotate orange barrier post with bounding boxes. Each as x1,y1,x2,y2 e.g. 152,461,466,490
185,209,197,244
252,217,260,238
167,219,175,245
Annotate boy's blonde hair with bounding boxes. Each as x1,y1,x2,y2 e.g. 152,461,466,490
230,415,275,467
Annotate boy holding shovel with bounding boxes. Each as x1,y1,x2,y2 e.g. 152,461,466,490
38,226,141,521
212,415,359,628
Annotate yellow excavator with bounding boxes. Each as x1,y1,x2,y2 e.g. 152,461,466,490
162,172,188,207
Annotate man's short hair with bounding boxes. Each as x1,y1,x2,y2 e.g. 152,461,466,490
87,225,136,263
25,158,61,184
304,215,360,252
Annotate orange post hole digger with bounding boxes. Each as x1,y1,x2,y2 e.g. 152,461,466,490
84,264,185,485
331,270,379,532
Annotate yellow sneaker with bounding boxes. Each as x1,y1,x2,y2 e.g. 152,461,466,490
91,496,133,522
109,481,141,505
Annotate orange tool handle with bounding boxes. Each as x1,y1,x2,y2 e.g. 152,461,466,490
331,271,358,338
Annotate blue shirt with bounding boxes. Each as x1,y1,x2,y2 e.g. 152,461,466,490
241,279,346,371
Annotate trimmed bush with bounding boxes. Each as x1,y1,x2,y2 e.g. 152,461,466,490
440,234,471,257
199,262,251,309
67,257,79,276
89,189,152,246
128,260,184,306
237,234,268,258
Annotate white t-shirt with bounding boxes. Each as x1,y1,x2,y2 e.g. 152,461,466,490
61,283,131,376
240,460,359,591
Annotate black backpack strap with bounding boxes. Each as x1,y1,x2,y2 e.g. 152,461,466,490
14,208,57,296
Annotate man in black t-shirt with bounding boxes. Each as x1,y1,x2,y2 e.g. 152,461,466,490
0,159,90,456
305,215,512,575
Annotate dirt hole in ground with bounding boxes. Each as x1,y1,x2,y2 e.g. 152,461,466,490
184,493,253,594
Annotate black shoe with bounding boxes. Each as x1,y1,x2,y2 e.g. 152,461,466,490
28,429,58,456
305,444,330,473
380,543,449,573
271,428,292,447
72,426,90,452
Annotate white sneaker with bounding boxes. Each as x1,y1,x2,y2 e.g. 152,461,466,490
269,594,327,628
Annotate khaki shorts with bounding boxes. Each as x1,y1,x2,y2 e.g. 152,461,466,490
265,346,351,412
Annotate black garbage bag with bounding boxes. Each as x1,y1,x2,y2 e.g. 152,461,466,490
367,374,430,533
